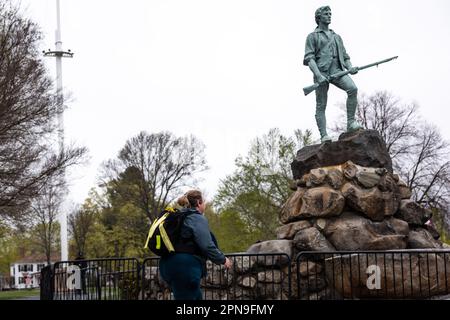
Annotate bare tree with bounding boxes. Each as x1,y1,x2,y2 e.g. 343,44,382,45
399,124,450,209
333,91,420,165
101,131,208,222
29,180,63,265
333,91,450,233
0,1,87,221
68,203,97,257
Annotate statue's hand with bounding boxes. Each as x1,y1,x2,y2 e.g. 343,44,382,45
317,74,328,85
349,67,359,75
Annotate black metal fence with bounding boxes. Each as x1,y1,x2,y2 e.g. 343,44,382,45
48,258,140,300
40,250,450,300
296,250,450,300
141,253,291,300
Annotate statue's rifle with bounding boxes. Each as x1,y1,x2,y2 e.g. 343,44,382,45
303,56,398,96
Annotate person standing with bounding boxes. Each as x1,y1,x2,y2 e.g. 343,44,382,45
159,190,232,300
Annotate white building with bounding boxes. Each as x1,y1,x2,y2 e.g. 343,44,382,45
10,254,60,289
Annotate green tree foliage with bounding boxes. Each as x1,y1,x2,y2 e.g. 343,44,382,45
214,128,313,243
29,222,60,263
0,223,18,275
77,171,154,259
205,205,261,253
68,197,98,257
0,223,55,275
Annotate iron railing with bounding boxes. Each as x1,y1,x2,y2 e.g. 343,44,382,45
50,258,140,300
40,250,450,300
296,250,450,300
141,253,291,300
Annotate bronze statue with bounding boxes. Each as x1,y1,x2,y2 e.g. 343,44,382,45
303,6,362,143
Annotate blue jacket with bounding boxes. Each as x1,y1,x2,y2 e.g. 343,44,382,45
179,208,226,266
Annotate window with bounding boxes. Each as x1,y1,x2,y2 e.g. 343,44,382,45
18,277,25,284
36,264,46,272
18,264,33,272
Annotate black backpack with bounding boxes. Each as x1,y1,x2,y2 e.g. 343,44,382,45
144,207,194,256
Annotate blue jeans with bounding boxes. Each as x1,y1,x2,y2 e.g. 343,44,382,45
159,253,203,300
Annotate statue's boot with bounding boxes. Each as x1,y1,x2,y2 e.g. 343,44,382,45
316,115,332,143
346,98,363,132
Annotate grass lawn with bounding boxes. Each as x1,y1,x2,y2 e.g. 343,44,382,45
0,289,40,300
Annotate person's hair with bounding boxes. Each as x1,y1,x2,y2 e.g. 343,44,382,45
315,6,331,25
177,190,203,208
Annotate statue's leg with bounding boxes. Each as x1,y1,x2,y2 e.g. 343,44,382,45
315,82,332,142
332,75,363,132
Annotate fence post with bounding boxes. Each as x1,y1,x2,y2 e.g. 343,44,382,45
40,265,54,300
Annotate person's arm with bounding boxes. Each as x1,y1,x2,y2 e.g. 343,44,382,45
187,214,226,265
304,33,328,84
308,59,328,84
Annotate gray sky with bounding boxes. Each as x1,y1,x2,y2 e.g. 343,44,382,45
19,0,450,204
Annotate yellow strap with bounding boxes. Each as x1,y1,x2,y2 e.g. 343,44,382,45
159,223,175,252
144,213,170,249
156,235,161,249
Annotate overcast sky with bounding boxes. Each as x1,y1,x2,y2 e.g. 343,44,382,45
19,0,450,205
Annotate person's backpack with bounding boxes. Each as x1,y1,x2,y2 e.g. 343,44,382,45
144,207,194,256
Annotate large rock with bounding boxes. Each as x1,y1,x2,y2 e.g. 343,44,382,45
237,276,258,289
398,185,412,200
204,261,233,288
396,200,432,226
355,170,381,188
324,253,450,299
276,220,311,240
293,227,336,252
324,212,407,250
233,256,257,274
305,168,327,187
299,187,345,219
280,187,345,222
257,270,283,283
299,261,323,277
407,228,442,249
279,189,305,224
342,182,400,221
246,240,293,266
325,167,345,189
377,172,399,193
289,265,337,299
386,217,410,236
291,130,393,180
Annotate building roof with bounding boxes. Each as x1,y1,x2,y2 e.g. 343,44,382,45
12,252,61,264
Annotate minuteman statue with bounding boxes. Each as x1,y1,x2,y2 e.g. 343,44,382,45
304,6,363,143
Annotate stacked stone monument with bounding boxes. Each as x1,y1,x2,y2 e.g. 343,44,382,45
245,129,449,299
281,129,441,252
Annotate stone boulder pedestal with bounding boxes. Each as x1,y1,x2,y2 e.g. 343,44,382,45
291,130,393,180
